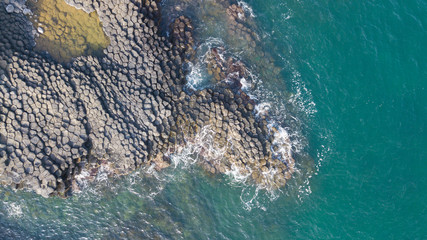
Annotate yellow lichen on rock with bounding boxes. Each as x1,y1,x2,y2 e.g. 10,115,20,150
27,0,110,62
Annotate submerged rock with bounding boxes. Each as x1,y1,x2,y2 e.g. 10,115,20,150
26,0,110,62
0,0,295,197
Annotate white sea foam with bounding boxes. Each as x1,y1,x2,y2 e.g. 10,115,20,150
239,77,251,91
169,125,230,169
126,167,166,199
240,186,260,211
224,163,252,184
185,37,224,89
275,54,317,118
4,202,23,218
72,169,90,194
95,164,110,182
238,1,256,18
254,102,271,117
294,139,332,202
186,37,263,96
185,61,205,89
239,185,280,211
296,173,313,202
270,124,293,165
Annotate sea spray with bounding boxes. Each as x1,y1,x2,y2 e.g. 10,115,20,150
169,125,231,169
225,163,253,184
4,202,24,218
237,0,256,18
185,61,206,89
186,37,225,89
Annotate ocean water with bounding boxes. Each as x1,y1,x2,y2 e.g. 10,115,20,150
1,0,426,239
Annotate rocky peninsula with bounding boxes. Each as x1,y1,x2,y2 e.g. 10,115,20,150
0,0,295,197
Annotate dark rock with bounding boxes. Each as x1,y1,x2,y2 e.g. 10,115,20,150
0,0,294,197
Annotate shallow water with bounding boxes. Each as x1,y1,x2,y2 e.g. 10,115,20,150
27,0,109,62
1,0,426,239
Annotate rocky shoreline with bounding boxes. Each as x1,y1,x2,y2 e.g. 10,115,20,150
0,0,295,197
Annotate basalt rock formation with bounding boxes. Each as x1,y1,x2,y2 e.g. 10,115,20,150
0,0,294,197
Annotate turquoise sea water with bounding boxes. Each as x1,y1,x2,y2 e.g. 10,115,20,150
1,0,426,239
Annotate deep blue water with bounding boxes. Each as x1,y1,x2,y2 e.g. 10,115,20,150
1,0,426,239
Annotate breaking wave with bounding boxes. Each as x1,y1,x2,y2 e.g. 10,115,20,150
185,37,225,89
238,1,256,18
3,202,24,218
181,30,321,205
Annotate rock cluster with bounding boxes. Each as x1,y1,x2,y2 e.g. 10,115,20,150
205,46,248,88
170,16,195,62
0,0,294,197
162,0,285,90
3,0,31,14
226,3,258,49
